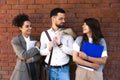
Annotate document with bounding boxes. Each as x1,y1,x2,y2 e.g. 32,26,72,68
81,42,104,58
27,41,36,50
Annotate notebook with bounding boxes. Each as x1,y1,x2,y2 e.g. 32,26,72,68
81,42,104,58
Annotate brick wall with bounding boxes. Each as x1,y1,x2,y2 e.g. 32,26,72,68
0,0,120,80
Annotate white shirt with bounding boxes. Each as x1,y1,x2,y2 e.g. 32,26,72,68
23,35,36,62
40,28,74,66
23,36,31,50
73,36,108,71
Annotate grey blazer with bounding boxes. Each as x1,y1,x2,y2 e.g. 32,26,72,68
10,34,41,80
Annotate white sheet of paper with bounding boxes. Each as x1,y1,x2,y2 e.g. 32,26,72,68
26,41,36,50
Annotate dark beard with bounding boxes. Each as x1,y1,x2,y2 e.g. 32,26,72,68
57,25,64,28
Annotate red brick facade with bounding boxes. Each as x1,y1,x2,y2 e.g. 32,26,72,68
0,0,120,80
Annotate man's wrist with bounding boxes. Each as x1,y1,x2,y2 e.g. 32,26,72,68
57,42,63,47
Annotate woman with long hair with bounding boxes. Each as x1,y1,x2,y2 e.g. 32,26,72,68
73,18,108,80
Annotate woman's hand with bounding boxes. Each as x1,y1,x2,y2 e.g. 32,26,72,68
26,57,33,63
35,41,40,48
91,63,100,70
79,51,88,60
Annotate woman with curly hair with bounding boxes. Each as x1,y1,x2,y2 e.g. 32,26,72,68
10,14,41,80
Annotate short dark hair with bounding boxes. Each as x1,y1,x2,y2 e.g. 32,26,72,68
12,13,30,27
50,8,65,18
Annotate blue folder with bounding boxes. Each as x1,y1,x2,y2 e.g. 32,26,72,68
81,42,104,58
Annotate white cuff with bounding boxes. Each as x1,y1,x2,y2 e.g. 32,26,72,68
35,46,40,51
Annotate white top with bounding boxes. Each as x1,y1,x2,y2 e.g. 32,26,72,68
40,28,74,66
23,36,36,62
23,36,31,50
73,36,108,71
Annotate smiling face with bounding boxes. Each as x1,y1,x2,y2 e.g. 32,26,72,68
19,21,32,37
82,22,92,37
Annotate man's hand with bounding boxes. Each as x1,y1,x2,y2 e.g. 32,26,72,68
54,32,62,45
48,41,55,51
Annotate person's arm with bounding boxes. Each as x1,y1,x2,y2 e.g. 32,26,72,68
79,52,107,64
11,38,39,60
58,35,74,56
40,31,51,56
87,56,107,64
79,39,108,65
32,54,41,62
26,54,41,63
73,50,100,70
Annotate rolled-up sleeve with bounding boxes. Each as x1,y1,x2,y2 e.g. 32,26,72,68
60,35,74,55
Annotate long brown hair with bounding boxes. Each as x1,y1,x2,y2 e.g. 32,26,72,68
82,18,104,45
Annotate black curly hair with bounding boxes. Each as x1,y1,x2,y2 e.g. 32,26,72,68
12,13,30,27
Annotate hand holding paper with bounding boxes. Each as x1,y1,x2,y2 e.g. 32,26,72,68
27,41,36,50
35,41,40,48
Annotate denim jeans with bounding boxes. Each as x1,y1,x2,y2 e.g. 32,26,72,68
49,65,70,80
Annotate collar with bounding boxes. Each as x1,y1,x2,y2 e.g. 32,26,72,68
50,27,63,33
88,37,93,43
23,35,30,42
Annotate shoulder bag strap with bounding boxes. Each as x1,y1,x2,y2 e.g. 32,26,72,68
45,31,53,68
